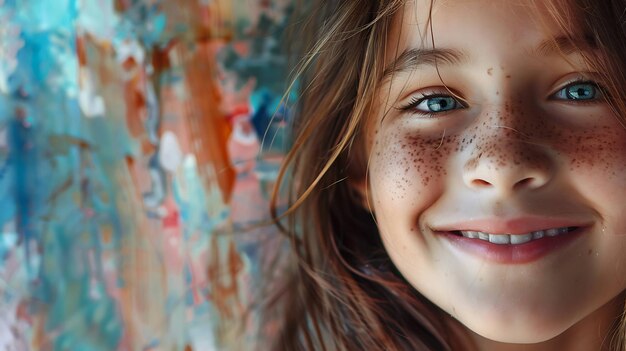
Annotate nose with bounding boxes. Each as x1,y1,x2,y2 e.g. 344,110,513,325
462,126,553,195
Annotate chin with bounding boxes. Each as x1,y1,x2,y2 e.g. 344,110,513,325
459,311,574,345
471,326,561,345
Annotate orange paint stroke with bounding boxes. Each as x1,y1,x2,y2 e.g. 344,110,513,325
179,41,235,203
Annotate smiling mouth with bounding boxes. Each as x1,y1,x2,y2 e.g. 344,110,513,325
450,226,579,245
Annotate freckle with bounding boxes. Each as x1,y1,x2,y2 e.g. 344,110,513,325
588,249,592,255
487,68,493,75
506,75,511,78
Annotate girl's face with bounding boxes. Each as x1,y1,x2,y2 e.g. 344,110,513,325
364,0,626,345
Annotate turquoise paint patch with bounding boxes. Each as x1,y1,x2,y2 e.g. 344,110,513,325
77,0,120,40
13,0,77,32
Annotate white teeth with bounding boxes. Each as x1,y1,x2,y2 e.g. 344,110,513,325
546,228,560,236
510,233,532,244
465,231,479,238
459,227,573,245
489,234,509,244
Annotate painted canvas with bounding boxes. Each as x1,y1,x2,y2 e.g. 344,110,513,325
0,0,292,349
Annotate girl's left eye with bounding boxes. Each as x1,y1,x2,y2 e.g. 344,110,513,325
400,94,464,116
552,81,604,101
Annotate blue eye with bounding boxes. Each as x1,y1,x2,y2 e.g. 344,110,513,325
553,81,602,101
402,94,463,115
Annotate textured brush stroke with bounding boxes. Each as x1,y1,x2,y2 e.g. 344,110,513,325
0,0,293,350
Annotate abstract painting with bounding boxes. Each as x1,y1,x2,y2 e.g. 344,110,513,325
0,0,292,349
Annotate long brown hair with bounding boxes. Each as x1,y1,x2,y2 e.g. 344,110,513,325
267,1,626,350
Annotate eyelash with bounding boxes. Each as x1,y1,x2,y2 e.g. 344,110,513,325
399,79,606,118
549,79,606,104
399,92,465,118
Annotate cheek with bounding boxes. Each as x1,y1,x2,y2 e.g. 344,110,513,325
368,123,455,209
544,118,626,252
555,123,626,206
556,124,626,173
367,124,458,277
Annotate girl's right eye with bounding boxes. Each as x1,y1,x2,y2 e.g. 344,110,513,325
400,93,464,116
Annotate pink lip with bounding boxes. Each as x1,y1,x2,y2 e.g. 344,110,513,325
436,226,589,264
433,216,590,235
431,216,593,264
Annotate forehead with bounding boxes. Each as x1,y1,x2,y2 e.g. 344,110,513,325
386,0,573,59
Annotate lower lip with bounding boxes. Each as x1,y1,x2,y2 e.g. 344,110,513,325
438,227,588,264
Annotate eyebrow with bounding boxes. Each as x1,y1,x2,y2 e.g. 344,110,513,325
533,35,597,56
382,48,466,81
382,35,597,81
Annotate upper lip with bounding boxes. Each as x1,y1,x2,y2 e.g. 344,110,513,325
431,216,592,235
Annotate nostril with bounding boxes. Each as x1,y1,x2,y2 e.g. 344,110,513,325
513,177,535,190
471,179,492,187
463,151,553,193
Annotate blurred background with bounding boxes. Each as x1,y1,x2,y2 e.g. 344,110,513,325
0,0,294,349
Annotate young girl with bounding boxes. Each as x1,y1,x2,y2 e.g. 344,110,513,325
268,0,626,349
